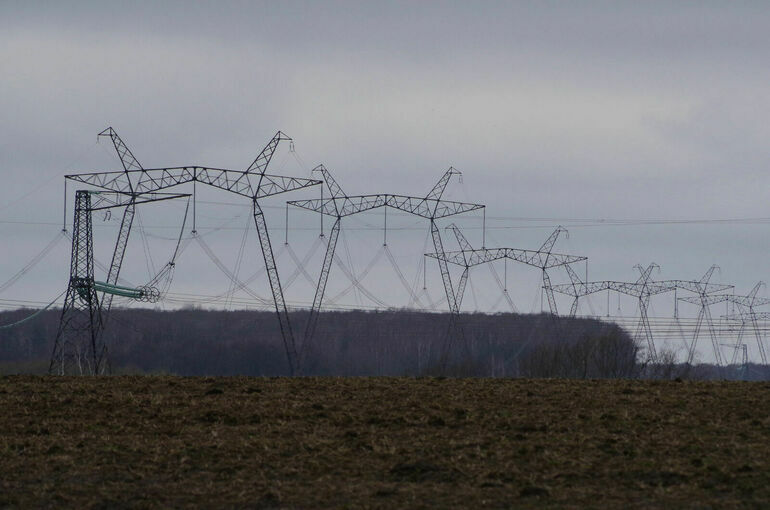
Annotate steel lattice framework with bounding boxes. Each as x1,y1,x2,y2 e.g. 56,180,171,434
288,167,484,369
56,128,320,375
50,190,187,374
552,264,733,363
44,127,768,374
658,265,734,366
426,224,587,316
681,282,769,365
550,263,667,361
50,191,104,375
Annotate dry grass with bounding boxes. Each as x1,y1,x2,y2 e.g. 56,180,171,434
1,376,769,508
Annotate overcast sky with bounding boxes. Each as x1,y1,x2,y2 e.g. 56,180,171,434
2,2,770,358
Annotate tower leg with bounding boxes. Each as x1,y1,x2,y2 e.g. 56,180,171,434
253,199,298,375
300,217,341,368
50,191,107,375
542,270,558,316
430,220,469,371
638,298,657,363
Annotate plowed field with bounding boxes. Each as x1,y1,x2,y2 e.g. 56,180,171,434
1,376,769,508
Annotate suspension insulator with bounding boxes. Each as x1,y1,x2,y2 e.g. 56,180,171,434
138,286,161,303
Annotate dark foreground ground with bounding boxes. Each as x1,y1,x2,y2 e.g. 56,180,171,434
1,377,769,508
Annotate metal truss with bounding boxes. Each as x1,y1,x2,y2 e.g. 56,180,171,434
70,129,317,199
554,264,734,364
424,224,586,370
721,312,767,368
426,225,587,316
387,168,483,368
681,281,769,365
550,263,666,361
287,166,484,370
659,265,734,366
67,166,316,200
50,191,105,375
289,166,348,366
561,264,591,317
288,195,480,219
289,168,481,219
50,190,185,375
58,128,320,375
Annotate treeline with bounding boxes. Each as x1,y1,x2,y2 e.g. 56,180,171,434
0,307,763,379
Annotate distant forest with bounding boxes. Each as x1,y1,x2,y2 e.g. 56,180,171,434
0,308,762,379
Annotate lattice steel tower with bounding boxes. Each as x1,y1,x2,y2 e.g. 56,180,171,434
50,191,105,375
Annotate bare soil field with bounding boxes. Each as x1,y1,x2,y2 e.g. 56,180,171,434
1,376,769,508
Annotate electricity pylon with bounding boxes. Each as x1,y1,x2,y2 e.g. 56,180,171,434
384,168,484,368
287,165,382,364
556,264,733,365
62,128,320,375
50,190,187,375
656,265,733,366
426,224,586,316
422,224,585,368
681,282,769,365
721,310,770,367
288,166,484,369
551,263,670,362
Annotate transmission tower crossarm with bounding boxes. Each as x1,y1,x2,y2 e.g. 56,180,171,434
290,193,481,221
386,195,484,219
424,251,467,266
426,248,585,270
679,294,729,306
67,167,321,199
288,195,389,218
661,280,733,294
551,280,611,297
86,191,191,211
66,170,136,196
682,292,770,308
256,174,323,198
737,295,770,307
606,280,673,297
723,311,770,321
